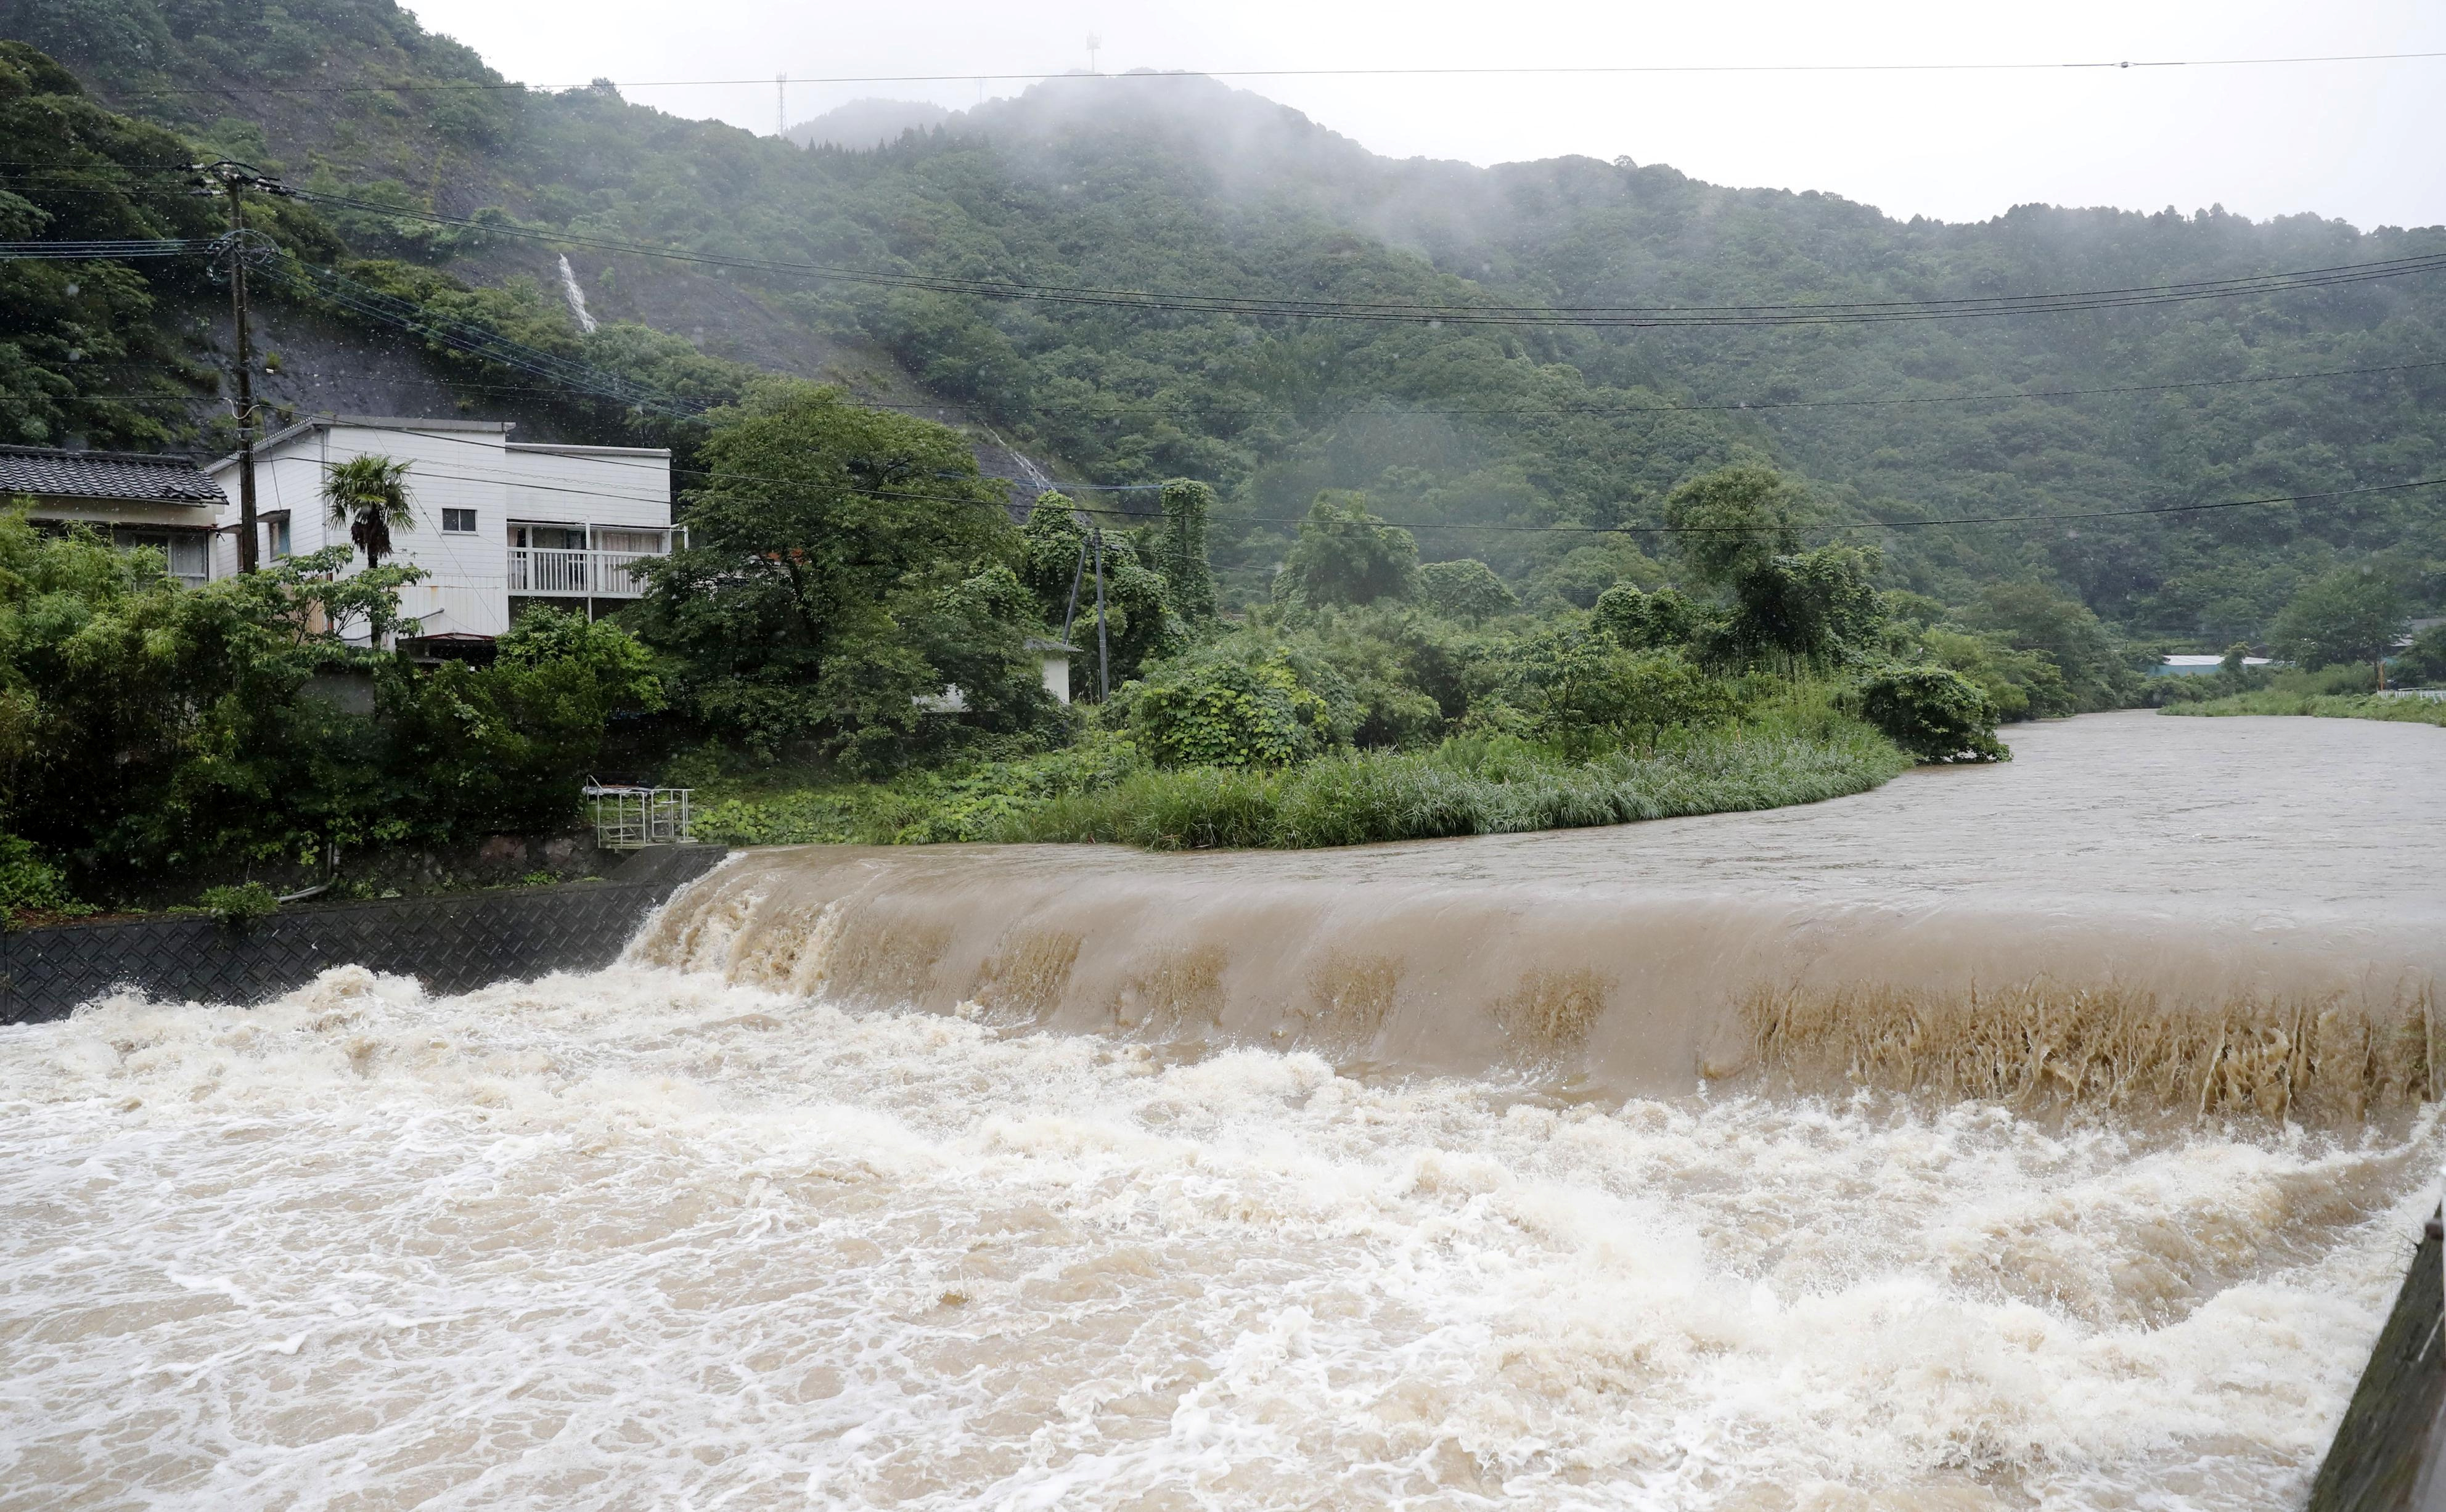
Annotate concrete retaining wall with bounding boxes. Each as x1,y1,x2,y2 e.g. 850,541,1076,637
0,845,728,1025
2310,1212,2446,1511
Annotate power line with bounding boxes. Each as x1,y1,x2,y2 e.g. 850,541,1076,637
60,351,2446,430
284,188,2446,328
105,50,2446,97
258,439,2446,538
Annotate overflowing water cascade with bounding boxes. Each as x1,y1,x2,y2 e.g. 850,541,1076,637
557,253,599,335
4,713,2440,1507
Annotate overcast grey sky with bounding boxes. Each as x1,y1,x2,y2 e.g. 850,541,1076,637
401,0,2445,230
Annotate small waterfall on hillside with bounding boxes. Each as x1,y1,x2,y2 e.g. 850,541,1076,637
557,253,600,334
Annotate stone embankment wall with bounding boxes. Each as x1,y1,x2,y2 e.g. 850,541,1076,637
0,845,729,1026
2309,1212,2445,1510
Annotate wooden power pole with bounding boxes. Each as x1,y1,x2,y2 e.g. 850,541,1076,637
213,162,262,574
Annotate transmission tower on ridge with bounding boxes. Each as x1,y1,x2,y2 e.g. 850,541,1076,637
1087,34,1101,74
775,73,787,137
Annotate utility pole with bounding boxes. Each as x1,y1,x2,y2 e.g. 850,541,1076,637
215,163,261,574
1091,526,1110,701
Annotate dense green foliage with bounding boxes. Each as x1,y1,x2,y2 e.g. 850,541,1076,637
2268,566,2408,672
0,511,659,904
629,384,1057,770
7,3,2437,646
1847,666,2010,762
695,714,1910,851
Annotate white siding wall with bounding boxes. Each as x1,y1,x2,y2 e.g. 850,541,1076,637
207,420,672,641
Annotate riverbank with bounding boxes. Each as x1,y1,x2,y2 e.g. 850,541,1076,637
694,703,1913,852
2162,690,2446,727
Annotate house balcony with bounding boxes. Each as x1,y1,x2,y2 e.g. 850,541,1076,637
507,547,663,599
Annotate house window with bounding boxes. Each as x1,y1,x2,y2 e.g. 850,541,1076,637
112,529,208,589
441,508,478,534
266,515,292,560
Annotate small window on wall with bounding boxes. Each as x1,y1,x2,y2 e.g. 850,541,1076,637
441,508,478,534
266,516,292,559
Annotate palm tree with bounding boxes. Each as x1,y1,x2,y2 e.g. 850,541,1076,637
323,455,417,570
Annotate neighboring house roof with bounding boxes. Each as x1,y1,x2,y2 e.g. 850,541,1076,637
0,444,226,505
2158,654,2273,672
209,414,516,473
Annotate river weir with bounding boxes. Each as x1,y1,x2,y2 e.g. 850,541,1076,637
4,712,2440,1507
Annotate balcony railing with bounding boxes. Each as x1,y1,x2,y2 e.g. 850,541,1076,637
508,547,661,598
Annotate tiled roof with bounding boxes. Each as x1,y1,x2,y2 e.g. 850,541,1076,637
0,445,225,505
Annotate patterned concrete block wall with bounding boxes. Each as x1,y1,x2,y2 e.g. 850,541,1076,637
0,846,728,1026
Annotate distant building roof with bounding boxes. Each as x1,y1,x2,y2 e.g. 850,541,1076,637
2158,653,2272,674
0,444,226,505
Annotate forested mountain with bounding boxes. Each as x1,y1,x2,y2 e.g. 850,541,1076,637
4,0,2441,640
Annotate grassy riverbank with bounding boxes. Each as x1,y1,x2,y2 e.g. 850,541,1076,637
693,696,1912,851
2161,691,2446,728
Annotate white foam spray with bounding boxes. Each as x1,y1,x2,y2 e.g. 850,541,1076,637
557,253,599,334
1,960,2431,1509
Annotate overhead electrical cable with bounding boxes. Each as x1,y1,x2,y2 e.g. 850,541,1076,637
105,48,2446,97
261,439,2446,538
279,189,2446,328
0,237,224,259
65,352,2446,430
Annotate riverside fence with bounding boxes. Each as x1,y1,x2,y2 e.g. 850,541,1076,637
0,845,728,1026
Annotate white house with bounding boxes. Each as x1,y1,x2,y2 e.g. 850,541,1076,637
207,415,676,642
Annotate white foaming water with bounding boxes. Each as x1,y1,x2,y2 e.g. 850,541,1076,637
1,961,2432,1510
557,253,599,334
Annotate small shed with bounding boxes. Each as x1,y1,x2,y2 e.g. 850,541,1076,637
1025,637,1079,705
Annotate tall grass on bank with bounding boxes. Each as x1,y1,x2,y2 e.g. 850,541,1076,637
991,725,1908,849
695,688,1912,852
2161,691,2446,728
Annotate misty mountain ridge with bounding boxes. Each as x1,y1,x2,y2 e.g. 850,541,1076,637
1,0,2440,637
785,97,955,152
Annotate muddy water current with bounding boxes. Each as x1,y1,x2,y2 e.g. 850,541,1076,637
3,712,2442,1509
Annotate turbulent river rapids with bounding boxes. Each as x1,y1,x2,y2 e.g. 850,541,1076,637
5,711,2444,1510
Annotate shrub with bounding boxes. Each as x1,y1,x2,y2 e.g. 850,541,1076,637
1505,632,1740,754
198,881,280,931
1125,646,1352,767
0,833,86,923
1417,558,1517,623
1849,666,2008,762
1593,584,1703,650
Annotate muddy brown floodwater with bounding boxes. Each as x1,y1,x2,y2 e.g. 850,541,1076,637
3,711,2439,1509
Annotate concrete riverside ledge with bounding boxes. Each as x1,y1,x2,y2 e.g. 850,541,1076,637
2309,1211,2446,1510
0,844,729,1026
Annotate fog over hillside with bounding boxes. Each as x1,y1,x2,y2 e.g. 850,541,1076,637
2,1,2440,637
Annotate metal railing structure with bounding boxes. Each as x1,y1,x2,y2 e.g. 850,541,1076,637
585,785,695,849
510,547,661,598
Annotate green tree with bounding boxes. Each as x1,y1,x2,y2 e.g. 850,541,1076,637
2270,567,2408,674
323,454,417,570
1155,478,1217,623
1594,584,1702,650
1502,627,1737,754
1968,581,2128,710
631,385,1044,767
382,607,663,834
1124,640,1356,767
1664,465,1809,589
1274,492,1419,608
2395,623,2446,687
1015,494,1185,688
1417,558,1516,624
